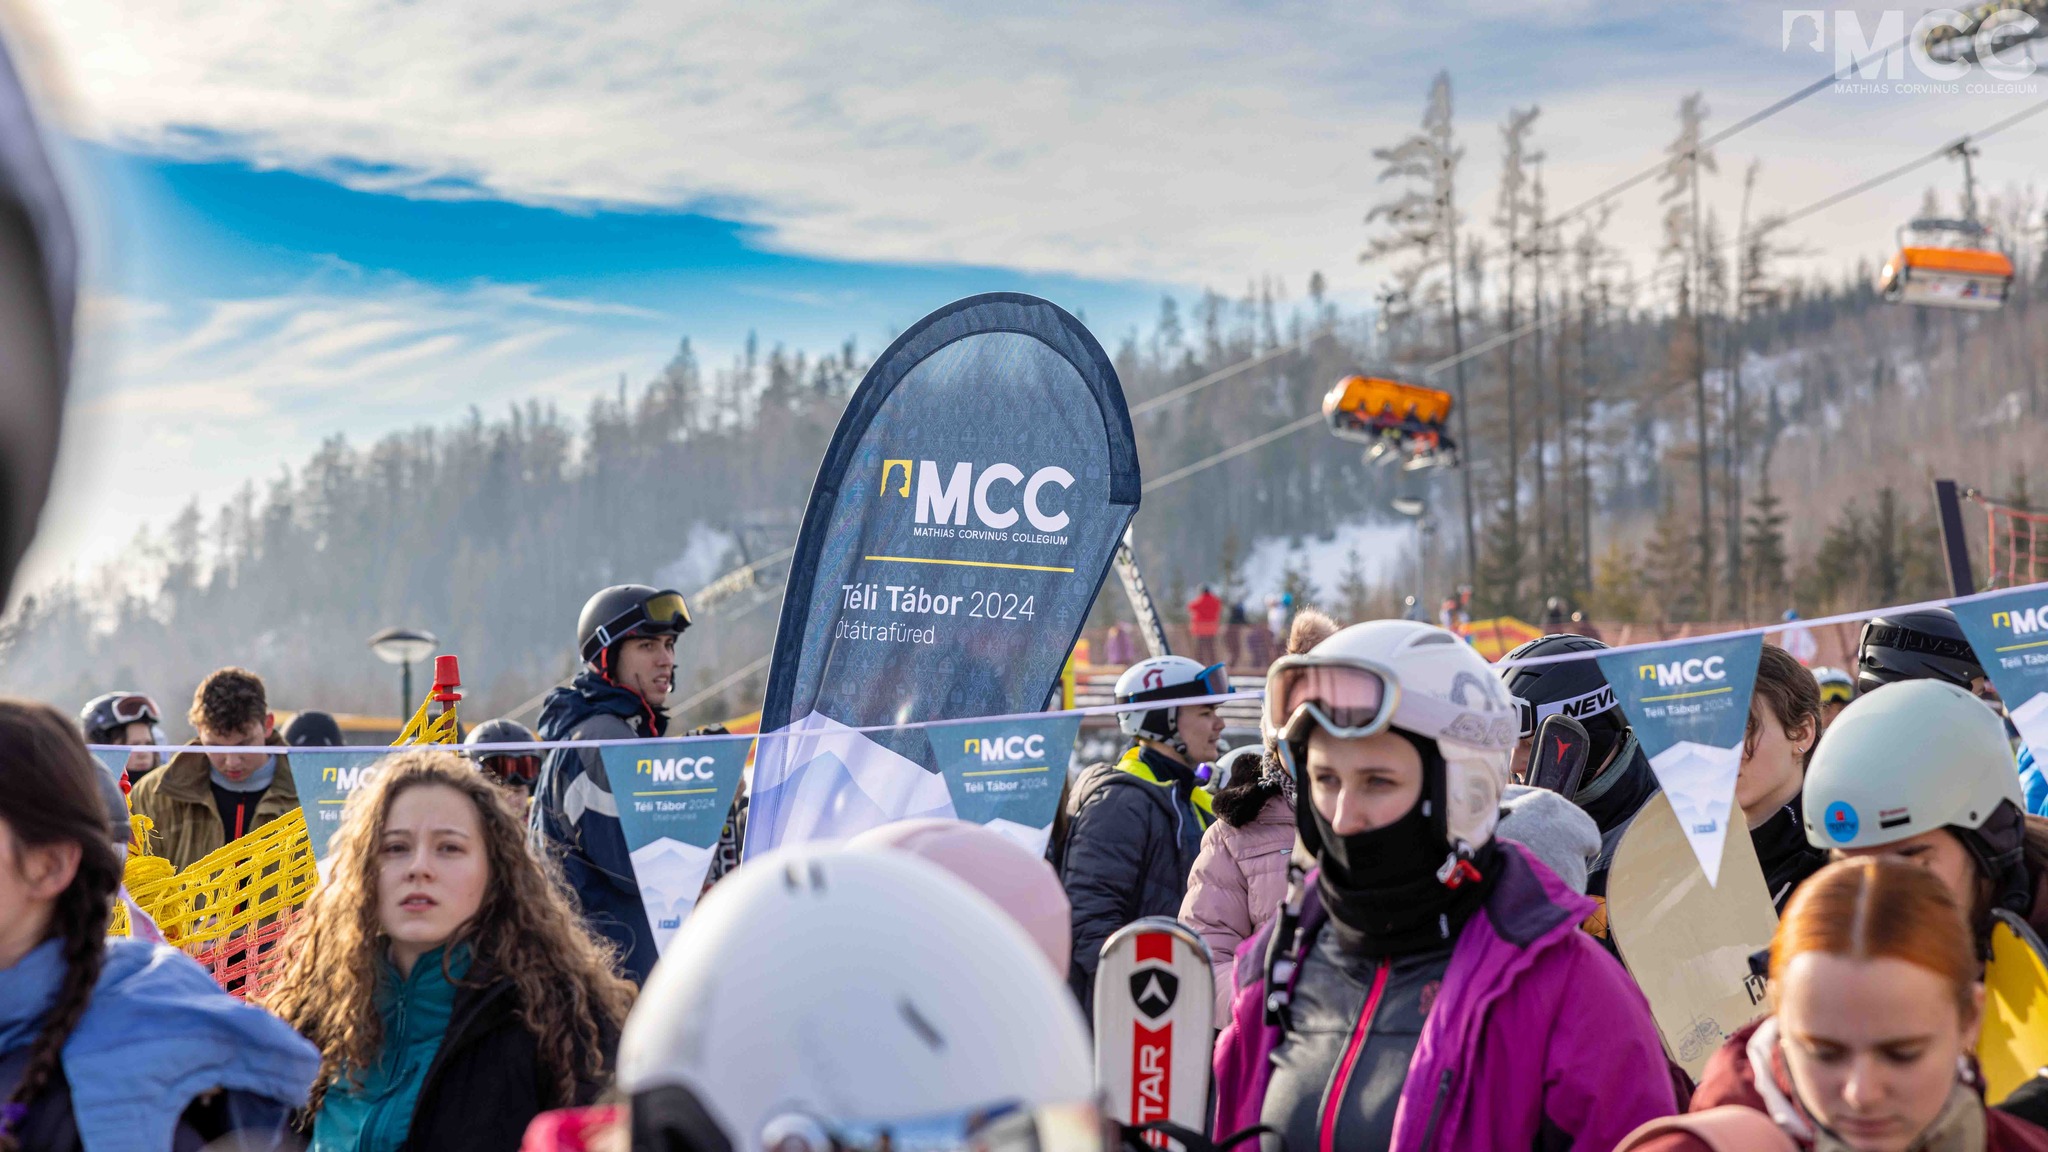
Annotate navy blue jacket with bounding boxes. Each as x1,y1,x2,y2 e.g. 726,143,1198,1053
530,672,665,984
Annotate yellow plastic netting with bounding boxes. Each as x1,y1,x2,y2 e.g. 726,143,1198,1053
111,682,460,996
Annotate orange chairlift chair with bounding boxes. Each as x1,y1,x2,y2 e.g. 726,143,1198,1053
1322,374,1460,470
1879,218,2014,312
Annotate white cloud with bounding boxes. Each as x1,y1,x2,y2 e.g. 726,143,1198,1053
16,276,678,598
34,0,2035,296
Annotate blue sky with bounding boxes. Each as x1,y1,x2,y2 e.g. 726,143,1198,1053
12,0,2048,593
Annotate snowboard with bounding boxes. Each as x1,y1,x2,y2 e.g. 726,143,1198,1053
1981,909,2048,1104
1527,714,1592,798
1094,918,1213,1149
1606,790,1779,1079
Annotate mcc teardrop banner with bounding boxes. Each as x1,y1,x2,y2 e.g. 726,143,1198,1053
748,293,1139,855
1952,589,2048,773
598,736,750,955
928,712,1083,856
1597,634,1763,885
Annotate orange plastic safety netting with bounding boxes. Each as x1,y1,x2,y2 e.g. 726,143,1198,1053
1970,490,2048,590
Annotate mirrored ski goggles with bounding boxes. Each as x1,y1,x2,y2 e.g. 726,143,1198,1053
1264,655,1397,743
1266,654,1519,753
755,1100,1114,1152
475,752,540,789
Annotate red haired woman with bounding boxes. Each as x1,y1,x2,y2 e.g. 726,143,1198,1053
1620,857,2048,1152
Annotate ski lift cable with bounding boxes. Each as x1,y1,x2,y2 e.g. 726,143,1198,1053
1760,95,2048,232
501,548,794,722
1129,339,1307,416
1531,32,1915,243
1143,97,2045,498
673,651,774,717
1155,36,1914,421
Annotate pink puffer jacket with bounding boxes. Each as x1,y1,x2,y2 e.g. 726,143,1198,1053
1178,793,1295,1021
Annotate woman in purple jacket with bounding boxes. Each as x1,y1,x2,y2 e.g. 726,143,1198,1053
1212,620,1675,1152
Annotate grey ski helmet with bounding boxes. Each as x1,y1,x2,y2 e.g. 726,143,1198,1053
1855,607,1984,696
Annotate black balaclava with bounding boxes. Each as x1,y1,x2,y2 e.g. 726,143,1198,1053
1298,729,1497,956
1577,726,1659,837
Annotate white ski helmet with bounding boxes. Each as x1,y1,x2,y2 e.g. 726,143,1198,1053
618,844,1095,1152
1265,619,1517,855
1113,656,1229,744
1803,678,2022,853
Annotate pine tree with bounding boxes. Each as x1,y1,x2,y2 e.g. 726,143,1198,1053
1337,547,1373,624
1281,561,1322,613
1744,479,1790,610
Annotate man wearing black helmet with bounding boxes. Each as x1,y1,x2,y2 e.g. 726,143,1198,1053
1856,606,2000,703
530,584,691,984
1498,633,1662,939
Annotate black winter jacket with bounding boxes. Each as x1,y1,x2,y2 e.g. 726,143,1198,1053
1060,745,1214,1013
532,672,666,984
398,972,619,1152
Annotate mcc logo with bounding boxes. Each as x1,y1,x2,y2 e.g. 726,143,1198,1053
1636,656,1728,690
882,458,1075,532
636,755,718,783
963,733,1048,764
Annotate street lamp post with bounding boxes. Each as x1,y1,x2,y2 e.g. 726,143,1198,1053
369,627,438,720
1391,496,1430,609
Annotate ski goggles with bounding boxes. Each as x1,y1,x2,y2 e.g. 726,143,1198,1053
104,693,161,726
474,752,540,790
1817,681,1853,706
581,589,692,664
1125,662,1231,706
1265,654,1517,752
750,1101,1114,1152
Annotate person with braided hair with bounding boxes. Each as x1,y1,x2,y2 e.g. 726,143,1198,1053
0,699,318,1150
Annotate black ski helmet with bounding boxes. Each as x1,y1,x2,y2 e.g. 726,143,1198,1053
1498,634,1629,771
282,710,344,748
1856,607,1984,696
578,584,692,670
465,717,540,791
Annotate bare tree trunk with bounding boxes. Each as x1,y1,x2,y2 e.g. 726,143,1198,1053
1557,266,1573,600
1532,251,1549,607
1690,157,1713,618
1446,174,1476,596
1503,235,1521,604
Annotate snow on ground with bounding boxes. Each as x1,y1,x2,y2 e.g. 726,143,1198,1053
1238,520,1417,602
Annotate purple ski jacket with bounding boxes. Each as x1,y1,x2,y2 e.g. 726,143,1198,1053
1211,841,1675,1152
